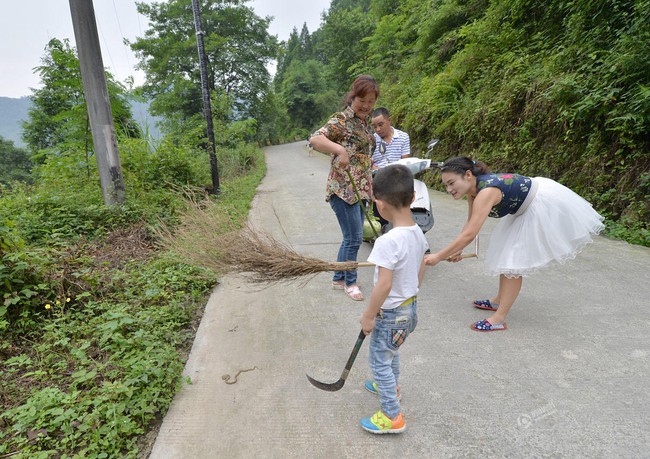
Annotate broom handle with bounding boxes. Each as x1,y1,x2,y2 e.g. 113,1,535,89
356,253,475,267
352,253,476,268
346,169,379,239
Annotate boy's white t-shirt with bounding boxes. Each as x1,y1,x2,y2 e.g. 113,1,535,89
367,224,429,310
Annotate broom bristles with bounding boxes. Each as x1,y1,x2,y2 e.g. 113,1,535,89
157,197,362,283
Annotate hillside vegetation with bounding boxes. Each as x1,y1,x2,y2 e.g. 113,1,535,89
274,0,649,245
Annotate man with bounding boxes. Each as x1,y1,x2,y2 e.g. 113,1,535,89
370,108,411,230
370,107,410,170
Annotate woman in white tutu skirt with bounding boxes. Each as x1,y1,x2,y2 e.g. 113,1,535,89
424,156,605,332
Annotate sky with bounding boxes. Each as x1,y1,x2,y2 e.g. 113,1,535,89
0,0,331,99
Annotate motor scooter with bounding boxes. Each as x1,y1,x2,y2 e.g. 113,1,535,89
363,139,440,242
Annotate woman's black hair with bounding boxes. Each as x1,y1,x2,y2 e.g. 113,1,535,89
440,156,490,176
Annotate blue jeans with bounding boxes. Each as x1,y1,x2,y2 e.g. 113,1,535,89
329,194,364,286
369,300,418,418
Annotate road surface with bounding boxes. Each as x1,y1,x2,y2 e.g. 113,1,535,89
150,141,650,458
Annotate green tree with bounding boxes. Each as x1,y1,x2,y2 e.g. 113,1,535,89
272,21,339,135
22,38,140,161
275,25,310,92
316,1,376,92
252,89,290,145
130,0,277,133
0,137,32,186
280,59,337,132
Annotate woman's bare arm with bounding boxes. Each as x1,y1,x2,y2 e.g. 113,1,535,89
426,187,501,265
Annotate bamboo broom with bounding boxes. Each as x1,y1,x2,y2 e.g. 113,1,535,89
157,197,374,283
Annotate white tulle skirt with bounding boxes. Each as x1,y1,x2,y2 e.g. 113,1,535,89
485,177,605,278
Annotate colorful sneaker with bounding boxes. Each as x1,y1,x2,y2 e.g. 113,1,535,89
361,410,406,434
364,380,401,400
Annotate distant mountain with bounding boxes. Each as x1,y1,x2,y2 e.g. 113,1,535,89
0,97,30,147
126,98,163,141
0,96,162,148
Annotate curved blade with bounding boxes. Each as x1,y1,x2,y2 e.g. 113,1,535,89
306,330,366,392
306,373,346,392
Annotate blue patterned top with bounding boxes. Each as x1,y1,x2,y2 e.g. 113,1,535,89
476,173,532,218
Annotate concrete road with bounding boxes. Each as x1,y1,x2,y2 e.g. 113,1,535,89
150,141,650,458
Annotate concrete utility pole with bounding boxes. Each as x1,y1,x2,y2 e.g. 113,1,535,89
192,0,220,194
69,0,125,205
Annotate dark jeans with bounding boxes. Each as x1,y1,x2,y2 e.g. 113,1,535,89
329,194,364,286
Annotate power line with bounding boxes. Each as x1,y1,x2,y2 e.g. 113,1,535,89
96,21,116,75
111,0,133,71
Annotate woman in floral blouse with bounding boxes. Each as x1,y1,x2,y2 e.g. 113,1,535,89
424,156,604,331
310,75,379,301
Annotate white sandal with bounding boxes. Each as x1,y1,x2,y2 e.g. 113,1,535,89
344,284,364,301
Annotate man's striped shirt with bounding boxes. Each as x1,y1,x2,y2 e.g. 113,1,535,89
372,127,410,168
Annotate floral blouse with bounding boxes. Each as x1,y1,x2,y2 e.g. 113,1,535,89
313,106,375,204
476,173,532,217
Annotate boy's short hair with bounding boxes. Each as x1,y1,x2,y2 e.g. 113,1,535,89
373,164,414,209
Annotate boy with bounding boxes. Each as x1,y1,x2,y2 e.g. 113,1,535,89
360,164,428,434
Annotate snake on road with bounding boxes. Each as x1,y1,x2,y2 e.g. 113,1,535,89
222,366,259,384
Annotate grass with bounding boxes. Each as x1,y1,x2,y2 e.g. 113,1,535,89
0,146,266,458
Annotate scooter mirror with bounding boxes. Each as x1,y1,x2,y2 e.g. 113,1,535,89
426,139,440,150
425,139,440,158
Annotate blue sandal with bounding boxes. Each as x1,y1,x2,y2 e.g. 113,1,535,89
472,299,499,311
471,319,507,332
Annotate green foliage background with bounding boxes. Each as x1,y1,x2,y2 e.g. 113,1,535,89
273,0,649,245
0,138,32,186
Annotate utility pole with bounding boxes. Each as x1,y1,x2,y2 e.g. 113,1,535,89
69,0,125,205
192,0,220,194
